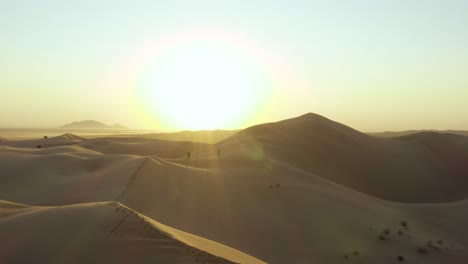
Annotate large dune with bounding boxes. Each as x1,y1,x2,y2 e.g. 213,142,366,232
204,113,468,202
1,113,468,263
0,200,263,264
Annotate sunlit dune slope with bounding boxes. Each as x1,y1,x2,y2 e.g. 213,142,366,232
78,137,208,158
1,133,84,148
0,200,263,264
0,132,210,159
126,130,240,144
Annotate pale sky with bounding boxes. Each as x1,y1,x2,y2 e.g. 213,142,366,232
1,0,468,131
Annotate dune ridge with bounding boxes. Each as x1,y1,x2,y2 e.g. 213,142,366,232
0,200,263,264
1,133,84,149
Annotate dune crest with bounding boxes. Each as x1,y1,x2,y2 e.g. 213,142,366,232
0,200,263,264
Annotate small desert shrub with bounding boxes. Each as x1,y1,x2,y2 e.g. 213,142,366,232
437,240,444,245
400,220,408,227
427,244,441,251
343,254,349,260
383,228,390,235
44,136,48,139
417,248,428,254
397,256,405,261
36,145,42,148
352,251,359,256
378,235,386,241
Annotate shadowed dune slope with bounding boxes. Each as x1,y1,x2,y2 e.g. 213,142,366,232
206,113,468,202
0,200,263,264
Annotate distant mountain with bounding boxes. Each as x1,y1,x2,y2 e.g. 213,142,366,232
60,120,127,129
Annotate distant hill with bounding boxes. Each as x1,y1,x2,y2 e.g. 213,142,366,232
60,120,127,130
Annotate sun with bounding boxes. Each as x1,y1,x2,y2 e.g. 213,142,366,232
137,40,272,130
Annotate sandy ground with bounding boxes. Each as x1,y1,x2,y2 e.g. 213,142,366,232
1,113,468,263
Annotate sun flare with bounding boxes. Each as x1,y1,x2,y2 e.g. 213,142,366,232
137,39,272,130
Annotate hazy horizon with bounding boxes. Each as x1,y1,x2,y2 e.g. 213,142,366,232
2,1,468,131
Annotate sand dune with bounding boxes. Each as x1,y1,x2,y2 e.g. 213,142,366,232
2,114,468,263
137,130,241,144
203,113,468,202
0,133,209,159
0,200,263,264
89,130,240,144
109,156,468,264
1,133,84,148
1,142,468,263
78,137,208,158
370,130,468,138
0,146,140,205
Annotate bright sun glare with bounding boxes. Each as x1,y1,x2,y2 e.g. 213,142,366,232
138,40,271,130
